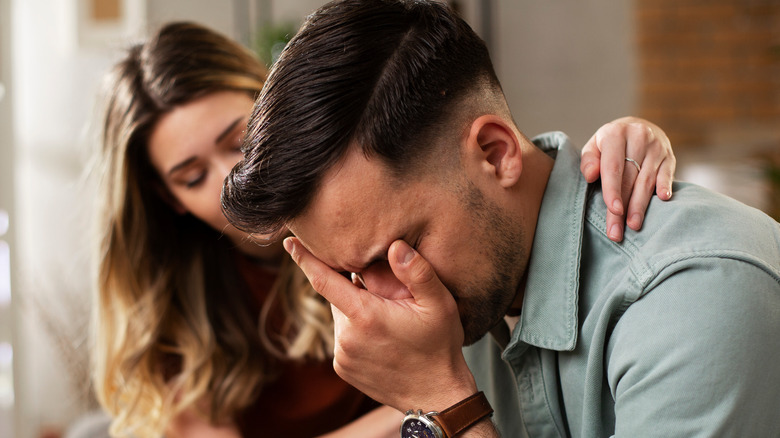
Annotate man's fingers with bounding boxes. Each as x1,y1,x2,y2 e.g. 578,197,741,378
387,240,452,308
330,303,347,336
284,237,363,318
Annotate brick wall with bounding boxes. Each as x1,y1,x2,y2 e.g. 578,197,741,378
637,0,780,149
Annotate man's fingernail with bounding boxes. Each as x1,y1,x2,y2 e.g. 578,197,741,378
283,238,294,255
396,241,415,265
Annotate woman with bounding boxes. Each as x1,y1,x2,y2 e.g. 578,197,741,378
91,21,674,438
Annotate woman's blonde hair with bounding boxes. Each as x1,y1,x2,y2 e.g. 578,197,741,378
91,22,333,438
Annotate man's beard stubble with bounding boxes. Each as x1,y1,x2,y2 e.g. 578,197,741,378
454,181,526,346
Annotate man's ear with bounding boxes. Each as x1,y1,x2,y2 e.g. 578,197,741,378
464,114,522,188
155,184,187,215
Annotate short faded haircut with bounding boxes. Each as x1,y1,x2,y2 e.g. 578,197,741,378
222,0,501,236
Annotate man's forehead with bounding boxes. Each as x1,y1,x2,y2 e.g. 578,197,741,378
289,213,395,272
288,149,404,271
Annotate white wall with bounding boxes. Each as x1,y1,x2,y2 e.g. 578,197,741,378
494,0,637,146
9,1,240,437
11,0,120,436
269,0,327,22
146,0,236,39
1,0,17,436
264,0,638,145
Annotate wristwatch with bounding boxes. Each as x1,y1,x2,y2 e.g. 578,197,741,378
400,391,493,438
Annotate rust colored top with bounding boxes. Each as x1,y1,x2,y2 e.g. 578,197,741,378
234,254,379,437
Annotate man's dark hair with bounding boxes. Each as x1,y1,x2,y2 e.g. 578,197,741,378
222,0,500,235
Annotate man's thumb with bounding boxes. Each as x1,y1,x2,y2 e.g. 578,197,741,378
388,240,444,303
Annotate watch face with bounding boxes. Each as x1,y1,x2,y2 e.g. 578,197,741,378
400,415,442,438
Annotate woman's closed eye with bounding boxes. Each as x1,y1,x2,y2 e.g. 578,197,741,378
185,172,206,188
173,167,207,189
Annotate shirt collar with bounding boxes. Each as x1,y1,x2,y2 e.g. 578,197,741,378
503,131,587,356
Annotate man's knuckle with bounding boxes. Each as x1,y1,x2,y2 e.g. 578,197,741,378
308,271,329,293
411,259,437,286
337,332,365,360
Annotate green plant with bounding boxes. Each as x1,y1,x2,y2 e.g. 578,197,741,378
252,21,298,68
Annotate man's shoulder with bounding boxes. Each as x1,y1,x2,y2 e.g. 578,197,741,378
586,180,780,276
572,182,780,437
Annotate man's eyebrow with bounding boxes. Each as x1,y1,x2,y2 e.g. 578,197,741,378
353,233,410,271
215,117,244,144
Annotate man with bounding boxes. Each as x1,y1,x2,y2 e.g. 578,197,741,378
222,0,780,436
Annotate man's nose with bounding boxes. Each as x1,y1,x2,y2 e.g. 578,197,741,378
359,261,412,300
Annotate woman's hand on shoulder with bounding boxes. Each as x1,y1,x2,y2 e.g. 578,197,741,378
580,116,676,242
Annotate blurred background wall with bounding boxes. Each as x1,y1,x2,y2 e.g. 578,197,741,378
636,0,780,215
0,0,777,437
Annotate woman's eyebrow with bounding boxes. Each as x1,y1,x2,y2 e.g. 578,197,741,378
167,156,197,177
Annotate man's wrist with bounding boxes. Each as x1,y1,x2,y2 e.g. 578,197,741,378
407,361,478,412
419,387,478,414
400,391,494,438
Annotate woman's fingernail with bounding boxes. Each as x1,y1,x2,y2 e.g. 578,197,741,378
609,223,622,240
612,199,623,215
630,213,642,228
396,241,415,265
583,163,594,176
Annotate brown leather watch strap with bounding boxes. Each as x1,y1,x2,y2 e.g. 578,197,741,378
433,391,493,437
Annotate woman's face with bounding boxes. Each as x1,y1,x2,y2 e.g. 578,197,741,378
147,90,283,261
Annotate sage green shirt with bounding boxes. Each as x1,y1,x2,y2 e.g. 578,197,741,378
464,132,780,437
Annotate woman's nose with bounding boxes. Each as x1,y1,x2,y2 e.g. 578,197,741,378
358,261,412,300
216,156,240,180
